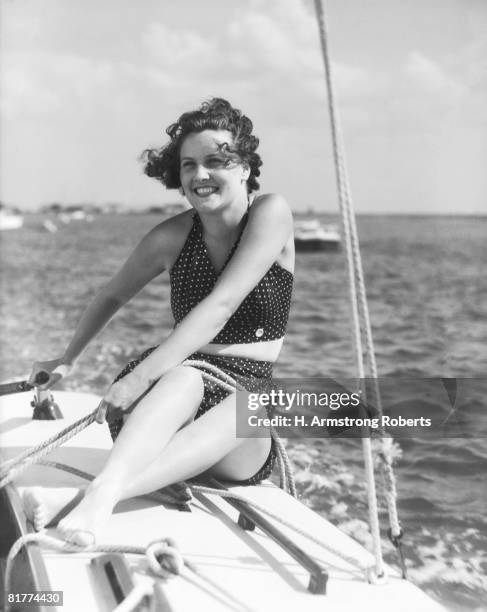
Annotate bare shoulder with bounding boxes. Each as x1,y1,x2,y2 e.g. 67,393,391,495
138,209,194,270
251,193,292,218
248,193,294,236
246,193,294,271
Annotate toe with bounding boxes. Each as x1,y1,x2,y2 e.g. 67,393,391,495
64,529,96,547
23,488,43,529
34,509,46,532
73,530,96,547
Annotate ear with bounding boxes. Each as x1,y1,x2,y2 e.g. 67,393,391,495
241,165,251,182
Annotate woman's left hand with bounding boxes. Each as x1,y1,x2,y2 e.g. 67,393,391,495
96,369,154,424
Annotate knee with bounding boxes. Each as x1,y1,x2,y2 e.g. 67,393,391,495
156,364,204,394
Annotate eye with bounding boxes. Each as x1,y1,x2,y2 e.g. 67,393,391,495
181,160,194,169
207,156,226,168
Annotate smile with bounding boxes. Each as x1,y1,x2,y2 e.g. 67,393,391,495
193,186,219,197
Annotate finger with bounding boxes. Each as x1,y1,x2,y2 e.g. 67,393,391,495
37,366,69,390
52,364,70,379
35,371,62,391
35,371,51,385
29,369,49,386
29,370,52,389
95,400,108,424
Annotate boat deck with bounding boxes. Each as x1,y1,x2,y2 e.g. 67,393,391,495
0,391,445,611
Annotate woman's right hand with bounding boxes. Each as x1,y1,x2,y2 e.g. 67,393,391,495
28,358,72,390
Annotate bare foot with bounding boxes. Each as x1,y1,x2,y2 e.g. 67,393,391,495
57,482,120,546
22,487,84,532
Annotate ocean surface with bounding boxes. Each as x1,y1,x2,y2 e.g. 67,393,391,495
1,212,486,611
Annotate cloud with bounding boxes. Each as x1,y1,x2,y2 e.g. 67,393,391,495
1,51,115,118
2,0,485,212
404,52,465,99
142,22,217,69
0,0,382,127
130,0,382,132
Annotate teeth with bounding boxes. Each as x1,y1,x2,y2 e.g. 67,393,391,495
194,186,217,196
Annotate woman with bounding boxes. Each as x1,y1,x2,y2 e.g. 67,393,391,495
24,98,294,546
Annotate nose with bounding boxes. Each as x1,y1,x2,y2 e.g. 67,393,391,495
194,164,210,180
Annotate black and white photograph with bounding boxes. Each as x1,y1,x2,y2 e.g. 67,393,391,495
0,1,486,611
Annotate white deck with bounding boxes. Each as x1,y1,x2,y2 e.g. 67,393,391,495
0,391,445,612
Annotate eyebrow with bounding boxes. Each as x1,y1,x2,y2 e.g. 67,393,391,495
180,152,225,162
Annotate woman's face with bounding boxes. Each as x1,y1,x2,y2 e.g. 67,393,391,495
179,130,250,212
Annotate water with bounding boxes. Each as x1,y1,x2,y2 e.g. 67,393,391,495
1,213,486,610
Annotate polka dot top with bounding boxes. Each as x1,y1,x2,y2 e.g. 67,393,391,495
169,212,294,344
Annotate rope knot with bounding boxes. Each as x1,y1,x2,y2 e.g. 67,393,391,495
387,527,403,547
145,538,183,579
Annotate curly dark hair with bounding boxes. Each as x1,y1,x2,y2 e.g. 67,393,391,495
142,98,262,193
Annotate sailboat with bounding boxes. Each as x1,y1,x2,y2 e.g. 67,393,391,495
0,210,23,231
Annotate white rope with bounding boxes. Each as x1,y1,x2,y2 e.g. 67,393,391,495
313,0,400,576
0,411,97,489
145,538,184,578
183,359,244,390
342,151,401,538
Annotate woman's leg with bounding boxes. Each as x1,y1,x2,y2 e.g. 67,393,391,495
118,394,272,500
25,365,270,542
57,367,270,544
54,365,204,544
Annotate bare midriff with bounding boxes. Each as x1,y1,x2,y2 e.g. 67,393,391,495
198,337,284,363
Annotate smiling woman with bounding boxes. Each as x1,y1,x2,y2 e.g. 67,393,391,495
143,97,263,195
23,97,295,546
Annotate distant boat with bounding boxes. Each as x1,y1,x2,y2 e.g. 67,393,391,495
58,210,94,223
42,219,58,233
0,210,23,231
294,220,341,252
59,213,72,225
70,210,86,220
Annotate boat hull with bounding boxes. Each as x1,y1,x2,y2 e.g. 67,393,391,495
295,238,340,252
0,216,23,231
0,485,52,612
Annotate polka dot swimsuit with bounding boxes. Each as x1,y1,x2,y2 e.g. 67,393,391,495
108,209,293,486
170,211,294,344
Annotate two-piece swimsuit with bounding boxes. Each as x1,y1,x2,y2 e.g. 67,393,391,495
109,210,294,485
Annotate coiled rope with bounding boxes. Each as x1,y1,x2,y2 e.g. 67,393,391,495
314,0,402,577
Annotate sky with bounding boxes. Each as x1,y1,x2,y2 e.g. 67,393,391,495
1,0,486,214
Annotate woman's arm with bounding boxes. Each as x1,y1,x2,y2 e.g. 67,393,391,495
62,224,168,364
135,194,293,383
31,217,185,387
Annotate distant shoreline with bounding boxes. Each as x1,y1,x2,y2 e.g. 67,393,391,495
2,202,486,218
